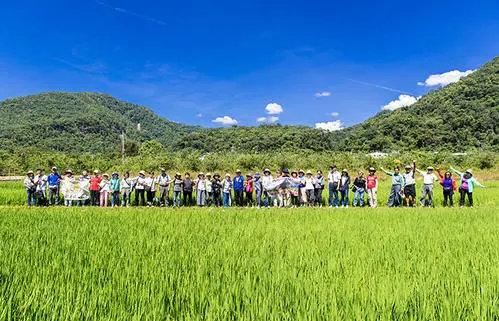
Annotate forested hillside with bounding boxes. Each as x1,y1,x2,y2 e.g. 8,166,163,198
0,92,197,154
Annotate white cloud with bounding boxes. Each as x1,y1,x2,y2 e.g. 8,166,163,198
257,116,279,124
330,112,339,117
212,116,238,126
315,120,343,132
382,94,419,111
196,113,203,118
265,103,283,115
418,69,475,87
315,91,331,97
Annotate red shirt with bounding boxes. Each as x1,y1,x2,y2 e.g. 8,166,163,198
366,175,378,189
90,176,102,191
245,179,254,193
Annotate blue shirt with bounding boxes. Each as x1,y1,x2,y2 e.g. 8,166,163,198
47,173,61,186
233,175,244,191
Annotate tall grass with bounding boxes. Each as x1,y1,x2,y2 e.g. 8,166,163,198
0,207,497,320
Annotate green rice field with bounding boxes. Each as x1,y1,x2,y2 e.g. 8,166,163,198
0,180,498,320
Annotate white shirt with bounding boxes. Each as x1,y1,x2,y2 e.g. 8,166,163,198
422,173,437,185
157,174,170,186
328,171,341,183
196,179,206,191
404,171,415,185
99,179,110,192
262,175,273,190
135,176,146,190
35,175,48,192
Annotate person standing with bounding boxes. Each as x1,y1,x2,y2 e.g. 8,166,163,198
61,169,75,207
403,162,416,207
47,166,62,205
121,171,132,207
352,171,367,207
314,170,325,207
417,166,438,207
144,172,157,206
182,172,193,206
253,173,263,208
89,170,102,206
205,173,213,206
109,172,120,207
245,173,254,207
450,167,486,207
99,174,110,207
24,170,36,207
222,174,233,208
233,170,244,207
381,166,405,207
134,171,146,206
338,169,350,208
34,169,48,206
366,167,378,208
78,170,90,206
196,172,207,207
437,169,457,207
327,165,341,208
262,169,273,208
172,173,183,207
157,168,171,207
212,173,222,207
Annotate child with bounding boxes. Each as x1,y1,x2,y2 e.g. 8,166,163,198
109,172,120,207
305,170,315,206
289,171,300,208
416,166,438,207
196,172,207,207
314,170,325,207
222,174,233,208
245,173,254,207
352,171,366,207
183,173,193,206
121,171,132,207
253,173,263,208
339,169,350,207
24,170,36,207
212,173,222,207
437,169,457,207
450,167,486,207
172,173,183,207
366,167,378,208
99,173,110,207
380,166,404,207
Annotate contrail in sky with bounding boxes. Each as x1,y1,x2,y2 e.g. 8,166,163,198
346,78,415,95
95,0,167,26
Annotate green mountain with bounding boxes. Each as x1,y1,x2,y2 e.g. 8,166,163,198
0,92,197,154
0,57,497,155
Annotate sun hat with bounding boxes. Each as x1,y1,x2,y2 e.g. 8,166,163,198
103,173,109,178
65,169,73,174
465,169,473,174
198,172,205,176
51,166,57,171
213,173,220,178
93,169,99,174
139,170,146,175
405,165,412,169
427,166,434,170
263,168,271,174
112,172,118,176
246,173,253,177
342,169,348,173
306,170,312,175
27,170,34,175
369,167,375,172
225,173,231,177
291,170,298,175
175,172,181,176
160,168,166,171
298,169,304,174
206,172,212,177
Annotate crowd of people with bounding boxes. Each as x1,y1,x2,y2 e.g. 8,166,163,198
23,162,486,208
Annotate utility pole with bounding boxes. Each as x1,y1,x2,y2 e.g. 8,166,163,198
121,131,125,164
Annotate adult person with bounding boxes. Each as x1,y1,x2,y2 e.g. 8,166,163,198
34,168,48,206
109,172,120,207
172,173,183,207
212,173,222,207
338,169,350,208
182,172,193,206
403,162,416,207
205,173,213,206
366,167,378,208
47,166,62,205
24,170,36,207
233,169,245,207
245,173,254,207
120,171,133,207
314,170,325,207
144,172,156,206
298,170,307,206
253,172,263,208
262,168,273,208
134,171,147,206
157,168,171,207
61,169,75,207
327,165,341,208
437,169,457,207
352,171,367,207
222,173,233,208
78,170,91,206
381,166,405,207
99,173,111,207
195,172,207,207
304,170,316,207
416,166,438,207
89,170,102,206
450,167,486,207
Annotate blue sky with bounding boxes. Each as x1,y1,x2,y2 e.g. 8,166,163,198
1,0,498,129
